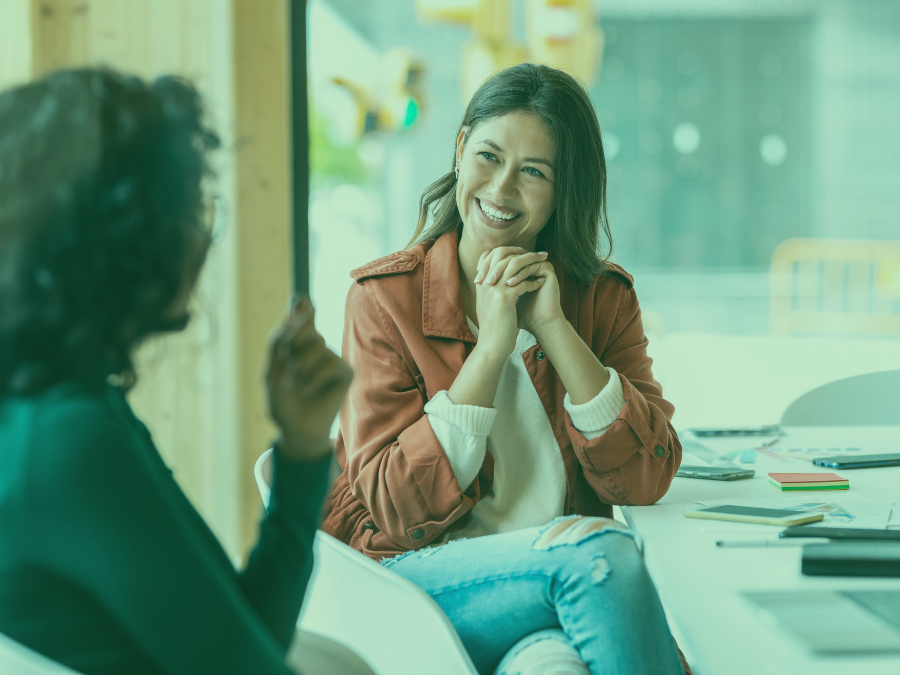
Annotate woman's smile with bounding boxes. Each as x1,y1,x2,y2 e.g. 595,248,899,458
475,197,520,229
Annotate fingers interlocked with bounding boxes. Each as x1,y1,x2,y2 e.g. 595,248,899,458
475,247,549,289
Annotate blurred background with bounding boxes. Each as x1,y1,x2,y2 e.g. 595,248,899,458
307,0,900,431
1,0,898,562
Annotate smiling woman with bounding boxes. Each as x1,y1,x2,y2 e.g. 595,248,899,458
457,112,556,249
323,63,691,675
411,63,611,286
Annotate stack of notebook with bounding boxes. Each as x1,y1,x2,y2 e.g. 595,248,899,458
768,472,849,491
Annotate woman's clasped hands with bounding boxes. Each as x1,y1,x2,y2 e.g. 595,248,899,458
473,246,565,358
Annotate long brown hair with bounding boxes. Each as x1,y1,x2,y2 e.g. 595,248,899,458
409,63,612,285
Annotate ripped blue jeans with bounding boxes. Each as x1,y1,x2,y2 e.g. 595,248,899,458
382,516,683,675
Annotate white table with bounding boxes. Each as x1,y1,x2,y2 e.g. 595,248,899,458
622,426,900,675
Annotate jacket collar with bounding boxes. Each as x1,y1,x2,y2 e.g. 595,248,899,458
422,230,477,343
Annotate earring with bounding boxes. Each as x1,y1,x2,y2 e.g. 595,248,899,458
455,162,459,179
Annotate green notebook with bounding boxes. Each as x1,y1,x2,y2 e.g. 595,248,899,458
768,472,849,491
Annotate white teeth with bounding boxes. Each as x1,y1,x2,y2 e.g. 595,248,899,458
479,200,518,221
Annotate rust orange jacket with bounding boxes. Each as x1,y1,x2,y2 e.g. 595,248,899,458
322,230,682,562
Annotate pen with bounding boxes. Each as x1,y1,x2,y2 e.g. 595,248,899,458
715,538,828,548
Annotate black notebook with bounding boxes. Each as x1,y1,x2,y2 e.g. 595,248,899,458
782,525,900,541
802,542,900,577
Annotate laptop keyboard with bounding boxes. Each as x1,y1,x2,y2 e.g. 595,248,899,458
843,591,900,630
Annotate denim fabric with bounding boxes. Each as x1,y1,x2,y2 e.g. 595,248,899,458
382,516,683,675
493,628,589,674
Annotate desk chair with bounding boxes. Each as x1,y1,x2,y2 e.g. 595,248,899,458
780,370,900,426
0,631,81,675
254,449,478,675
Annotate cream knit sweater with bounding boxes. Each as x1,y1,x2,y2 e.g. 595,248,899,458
425,320,626,541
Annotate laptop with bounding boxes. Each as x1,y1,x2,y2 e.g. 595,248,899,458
743,590,900,653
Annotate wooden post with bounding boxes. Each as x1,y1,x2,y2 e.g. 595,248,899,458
231,0,294,558
0,0,36,90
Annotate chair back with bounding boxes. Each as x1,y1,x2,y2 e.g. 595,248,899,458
0,632,82,674
300,532,477,675
780,370,900,426
253,450,477,675
254,448,273,507
770,238,900,336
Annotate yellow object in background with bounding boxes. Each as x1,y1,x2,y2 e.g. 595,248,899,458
876,261,900,297
417,0,603,103
770,238,900,337
526,0,603,88
331,47,423,137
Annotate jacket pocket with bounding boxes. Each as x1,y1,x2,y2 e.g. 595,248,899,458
361,527,408,562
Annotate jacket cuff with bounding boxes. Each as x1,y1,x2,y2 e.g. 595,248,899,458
424,390,494,491
564,366,626,438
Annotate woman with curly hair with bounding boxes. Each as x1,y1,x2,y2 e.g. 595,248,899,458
323,63,691,674
0,69,370,675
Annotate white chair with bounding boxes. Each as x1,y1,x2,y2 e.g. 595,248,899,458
780,370,900,426
254,449,478,675
0,631,82,675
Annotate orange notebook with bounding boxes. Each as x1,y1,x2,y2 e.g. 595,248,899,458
768,472,849,491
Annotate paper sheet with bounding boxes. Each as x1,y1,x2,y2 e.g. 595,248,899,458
888,503,900,529
697,492,894,530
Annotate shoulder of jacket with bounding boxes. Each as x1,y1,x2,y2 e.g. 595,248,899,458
350,249,424,282
597,262,634,290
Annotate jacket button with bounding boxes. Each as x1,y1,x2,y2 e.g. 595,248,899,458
412,528,425,540
537,351,545,360
362,523,376,532
654,445,666,458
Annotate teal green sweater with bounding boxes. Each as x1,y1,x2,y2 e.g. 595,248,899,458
0,381,329,675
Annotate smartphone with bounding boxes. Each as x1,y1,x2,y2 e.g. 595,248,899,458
676,465,756,481
812,453,900,469
683,505,825,526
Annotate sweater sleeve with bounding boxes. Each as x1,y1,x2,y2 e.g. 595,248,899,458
23,395,329,675
424,390,496,491
563,366,625,440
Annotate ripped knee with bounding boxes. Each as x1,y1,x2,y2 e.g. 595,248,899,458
532,516,632,551
532,517,637,587
590,554,611,584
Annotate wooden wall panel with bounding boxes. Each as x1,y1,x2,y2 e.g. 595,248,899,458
231,0,293,556
0,0,36,91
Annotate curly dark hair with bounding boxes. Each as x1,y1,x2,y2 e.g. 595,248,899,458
0,68,220,396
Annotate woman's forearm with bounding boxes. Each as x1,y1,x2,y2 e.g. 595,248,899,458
533,317,610,405
447,345,506,408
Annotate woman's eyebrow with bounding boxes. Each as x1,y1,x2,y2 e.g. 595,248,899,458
478,139,554,169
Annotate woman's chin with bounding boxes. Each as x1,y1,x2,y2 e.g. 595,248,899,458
463,220,525,251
